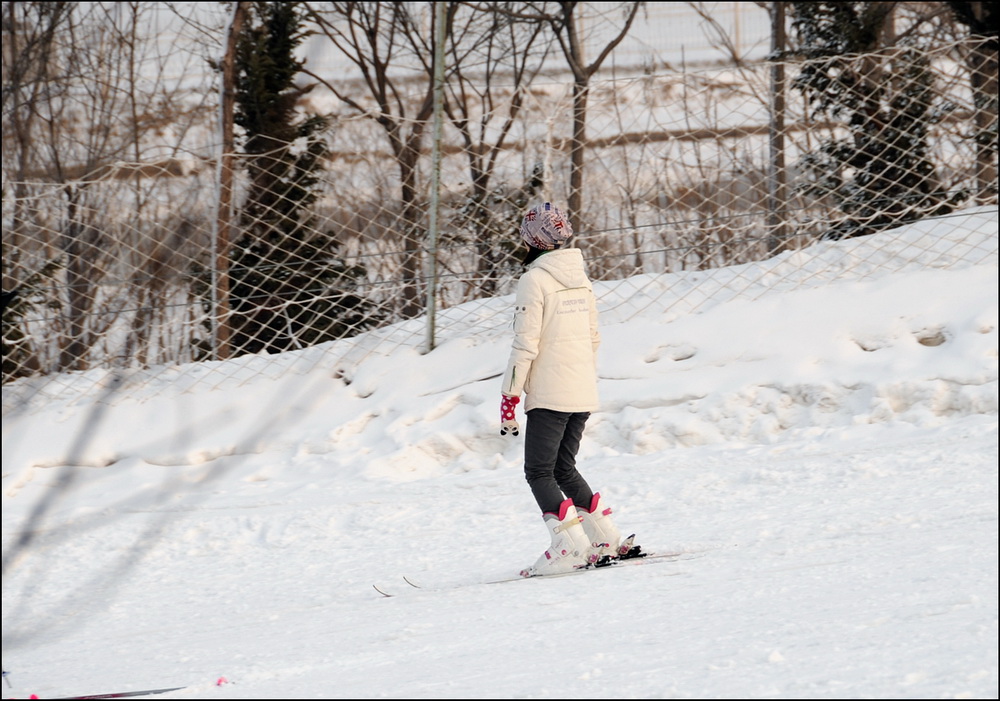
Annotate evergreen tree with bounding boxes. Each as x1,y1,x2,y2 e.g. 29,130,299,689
1,241,59,383
227,1,380,355
790,2,959,239
947,1,999,40
946,2,998,202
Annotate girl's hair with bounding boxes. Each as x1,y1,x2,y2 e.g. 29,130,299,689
522,246,549,266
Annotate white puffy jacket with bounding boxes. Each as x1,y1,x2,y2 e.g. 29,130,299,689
501,248,600,413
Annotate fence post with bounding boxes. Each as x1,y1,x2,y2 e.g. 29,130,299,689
767,1,788,255
425,4,447,354
212,1,245,361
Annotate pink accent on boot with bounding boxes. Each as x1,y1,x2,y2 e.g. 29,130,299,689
583,492,612,516
555,498,575,521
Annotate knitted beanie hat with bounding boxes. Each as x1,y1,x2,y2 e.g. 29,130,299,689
519,202,573,250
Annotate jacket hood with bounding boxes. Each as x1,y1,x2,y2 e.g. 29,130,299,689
527,248,589,288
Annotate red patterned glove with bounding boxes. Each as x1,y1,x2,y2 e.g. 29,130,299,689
500,394,520,436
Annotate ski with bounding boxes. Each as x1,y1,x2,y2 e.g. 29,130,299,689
375,545,703,597
4,686,185,700
503,548,699,585
372,583,394,597
511,534,647,579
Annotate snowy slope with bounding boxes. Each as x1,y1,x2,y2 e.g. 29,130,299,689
2,209,997,700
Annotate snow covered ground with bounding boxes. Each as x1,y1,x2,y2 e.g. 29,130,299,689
2,208,997,699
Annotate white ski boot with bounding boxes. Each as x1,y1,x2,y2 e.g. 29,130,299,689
521,498,592,577
578,492,625,562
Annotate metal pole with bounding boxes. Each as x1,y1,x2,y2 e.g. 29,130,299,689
767,1,788,255
425,4,447,353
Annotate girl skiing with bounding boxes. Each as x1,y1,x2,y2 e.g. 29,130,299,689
500,202,635,576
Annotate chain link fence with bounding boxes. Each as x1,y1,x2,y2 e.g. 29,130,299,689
2,35,998,417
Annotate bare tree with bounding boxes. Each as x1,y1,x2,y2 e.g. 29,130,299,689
2,2,220,374
436,2,552,293
302,1,440,320
2,2,74,375
491,1,643,231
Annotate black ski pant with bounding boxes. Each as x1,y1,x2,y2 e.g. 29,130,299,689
524,408,594,515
